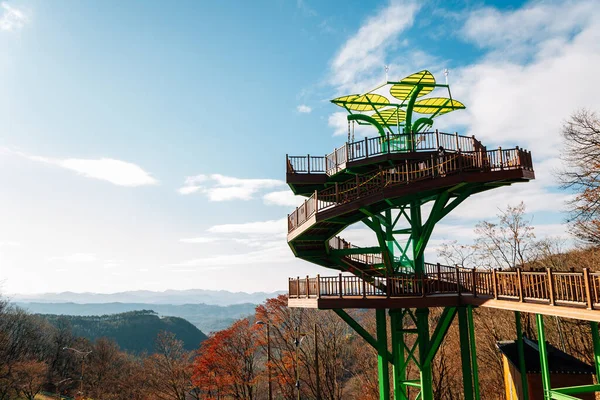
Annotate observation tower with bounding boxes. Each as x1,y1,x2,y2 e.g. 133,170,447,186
285,70,600,399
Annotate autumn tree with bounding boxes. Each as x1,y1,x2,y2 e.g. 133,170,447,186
145,331,199,400
193,318,259,399
559,109,600,245
12,360,48,400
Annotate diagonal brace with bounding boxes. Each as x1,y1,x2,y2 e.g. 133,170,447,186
333,309,392,362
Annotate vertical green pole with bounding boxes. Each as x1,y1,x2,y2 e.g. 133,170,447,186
515,312,530,400
591,321,600,382
536,314,551,400
410,201,424,274
386,210,395,272
390,310,407,400
467,306,480,400
416,308,433,400
376,309,390,400
458,307,474,400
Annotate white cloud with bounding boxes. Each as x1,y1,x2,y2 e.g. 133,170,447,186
178,174,284,201
50,253,98,263
0,2,26,32
297,104,312,113
461,2,596,62
179,237,218,244
207,218,286,236
9,149,158,187
263,190,304,207
0,241,20,247
330,0,420,93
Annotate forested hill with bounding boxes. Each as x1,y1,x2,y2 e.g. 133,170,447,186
40,310,207,354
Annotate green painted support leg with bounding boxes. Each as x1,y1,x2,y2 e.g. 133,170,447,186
467,306,480,400
416,308,433,400
536,314,552,400
515,311,530,400
390,310,407,400
458,307,474,400
591,322,600,385
377,309,391,400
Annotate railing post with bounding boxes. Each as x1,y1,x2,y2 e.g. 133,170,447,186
307,154,310,174
456,266,461,295
387,131,390,154
435,129,439,149
362,272,367,299
405,159,409,183
454,131,459,151
517,268,523,302
314,190,318,212
498,146,503,170
472,268,477,298
338,273,343,299
386,271,391,298
365,137,369,158
493,269,498,299
421,272,426,298
584,268,593,310
316,274,321,299
437,263,442,292
334,149,338,173
297,276,300,299
547,268,555,305
306,275,310,298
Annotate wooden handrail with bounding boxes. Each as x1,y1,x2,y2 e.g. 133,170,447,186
288,267,598,312
288,146,533,233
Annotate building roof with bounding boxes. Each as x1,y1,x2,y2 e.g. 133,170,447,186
496,338,595,375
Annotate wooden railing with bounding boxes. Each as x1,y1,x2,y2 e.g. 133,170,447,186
287,131,488,175
289,267,600,310
288,147,534,233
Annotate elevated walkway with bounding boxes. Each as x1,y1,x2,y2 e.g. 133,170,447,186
288,266,600,322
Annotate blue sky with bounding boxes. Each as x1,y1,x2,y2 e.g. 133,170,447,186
1,0,599,294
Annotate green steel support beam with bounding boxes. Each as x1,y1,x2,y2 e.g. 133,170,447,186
390,310,408,400
410,201,424,274
552,384,600,395
467,306,480,400
423,307,457,367
591,322,600,381
332,309,392,361
377,309,391,400
414,192,449,260
549,393,583,400
515,311,530,400
536,314,552,400
458,307,474,400
416,308,433,400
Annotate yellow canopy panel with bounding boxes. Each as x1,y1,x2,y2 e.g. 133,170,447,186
390,70,436,100
370,108,406,126
412,98,465,114
331,94,390,111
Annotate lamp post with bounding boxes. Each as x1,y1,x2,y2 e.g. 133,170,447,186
63,347,92,397
255,321,273,400
294,328,307,400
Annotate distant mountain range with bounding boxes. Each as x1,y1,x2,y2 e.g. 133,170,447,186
10,288,285,306
18,302,258,334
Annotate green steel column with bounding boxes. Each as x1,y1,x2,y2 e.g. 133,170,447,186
458,307,474,400
390,310,407,400
416,308,433,400
536,314,551,400
385,210,395,271
515,312,530,400
376,309,390,400
467,306,480,400
591,322,600,382
410,201,424,274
